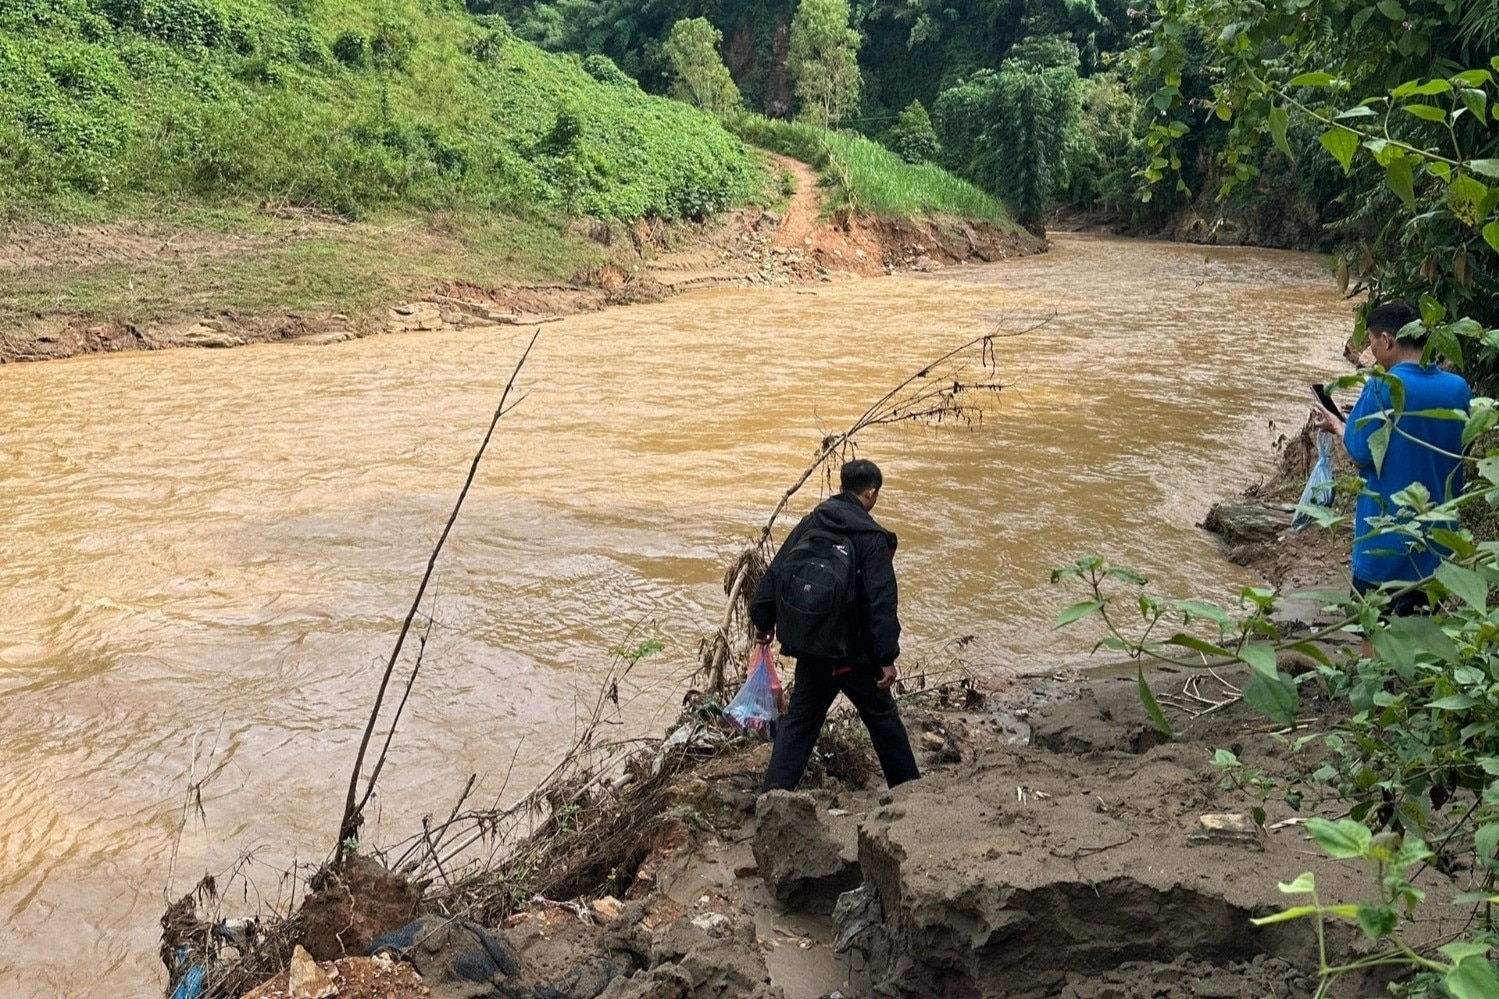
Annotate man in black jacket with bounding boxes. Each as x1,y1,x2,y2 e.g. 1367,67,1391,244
749,458,919,792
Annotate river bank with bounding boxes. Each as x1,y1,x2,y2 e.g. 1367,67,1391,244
0,157,1038,363
201,654,1473,999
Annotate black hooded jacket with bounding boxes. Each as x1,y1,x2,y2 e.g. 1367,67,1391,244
749,492,900,668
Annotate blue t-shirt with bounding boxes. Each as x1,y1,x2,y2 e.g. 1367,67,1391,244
1343,361,1470,584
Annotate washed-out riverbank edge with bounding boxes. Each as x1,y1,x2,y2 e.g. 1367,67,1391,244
1,191,1042,365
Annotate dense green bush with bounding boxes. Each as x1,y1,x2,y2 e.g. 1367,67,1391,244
0,0,761,220
330,28,367,66
884,99,939,164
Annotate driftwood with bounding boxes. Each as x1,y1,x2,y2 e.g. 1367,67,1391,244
336,331,540,852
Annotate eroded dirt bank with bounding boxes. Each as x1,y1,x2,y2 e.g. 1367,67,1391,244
0,164,1040,363
193,665,1469,999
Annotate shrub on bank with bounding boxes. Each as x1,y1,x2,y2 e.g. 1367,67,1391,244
0,0,760,220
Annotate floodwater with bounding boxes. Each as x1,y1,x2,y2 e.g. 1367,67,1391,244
0,234,1351,996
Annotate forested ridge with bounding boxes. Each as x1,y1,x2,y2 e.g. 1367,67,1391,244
488,0,1499,334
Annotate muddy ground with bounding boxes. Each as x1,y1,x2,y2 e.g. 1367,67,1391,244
0,160,1039,363
192,653,1477,999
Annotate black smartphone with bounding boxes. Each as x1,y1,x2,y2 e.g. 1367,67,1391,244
1312,383,1342,419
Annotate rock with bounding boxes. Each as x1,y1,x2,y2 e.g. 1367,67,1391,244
592,896,623,922
1201,500,1292,545
287,945,338,999
1188,813,1264,850
752,792,861,909
921,732,946,751
182,325,245,348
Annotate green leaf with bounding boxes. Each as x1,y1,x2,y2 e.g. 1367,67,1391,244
1386,155,1416,207
1307,817,1372,859
1279,872,1316,894
1461,89,1489,125
1368,422,1392,474
1445,955,1499,999
1469,160,1499,178
1452,172,1492,208
1476,820,1499,862
1336,105,1379,119
1452,69,1494,88
1055,600,1105,628
1166,633,1233,658
1402,103,1448,122
1289,72,1338,87
1445,943,1494,964
1420,293,1448,327
1286,641,1333,669
1171,600,1232,628
1320,127,1359,173
1267,106,1292,157
1387,614,1461,664
1244,671,1298,726
1356,901,1398,939
1138,664,1174,738
1484,221,1499,255
1452,891,1499,905
1463,407,1499,449
1376,0,1404,18
1250,904,1320,926
1436,563,1488,608
1428,695,1480,710
1392,78,1453,97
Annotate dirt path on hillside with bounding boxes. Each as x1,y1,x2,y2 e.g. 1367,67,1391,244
768,155,824,251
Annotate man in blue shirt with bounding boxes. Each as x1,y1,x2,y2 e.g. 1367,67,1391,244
1314,301,1471,630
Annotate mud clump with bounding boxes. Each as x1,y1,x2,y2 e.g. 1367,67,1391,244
752,791,861,910
599,899,781,999
298,856,424,960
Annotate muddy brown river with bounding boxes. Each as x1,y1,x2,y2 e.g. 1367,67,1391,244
0,234,1350,996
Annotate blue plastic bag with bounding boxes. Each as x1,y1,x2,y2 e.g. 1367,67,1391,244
724,643,785,740
1291,431,1335,532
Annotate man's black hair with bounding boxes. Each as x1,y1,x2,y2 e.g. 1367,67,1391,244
1368,301,1423,343
840,458,883,494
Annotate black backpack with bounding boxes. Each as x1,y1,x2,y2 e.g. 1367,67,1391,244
774,527,859,660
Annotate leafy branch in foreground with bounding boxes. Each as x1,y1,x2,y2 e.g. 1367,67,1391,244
1050,555,1307,735
1253,818,1499,999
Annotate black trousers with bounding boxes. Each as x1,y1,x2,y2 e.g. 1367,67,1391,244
761,659,920,792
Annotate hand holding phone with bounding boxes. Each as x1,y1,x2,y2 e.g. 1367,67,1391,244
1312,383,1342,419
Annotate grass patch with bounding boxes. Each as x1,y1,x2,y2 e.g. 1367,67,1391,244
0,0,761,221
0,207,616,330
728,114,1014,226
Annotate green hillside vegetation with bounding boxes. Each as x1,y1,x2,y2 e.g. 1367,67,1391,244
0,0,758,220
731,114,1011,225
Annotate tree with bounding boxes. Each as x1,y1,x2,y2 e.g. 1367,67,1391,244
885,99,940,163
934,60,1082,228
661,17,742,116
787,0,862,126
1129,0,1499,383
